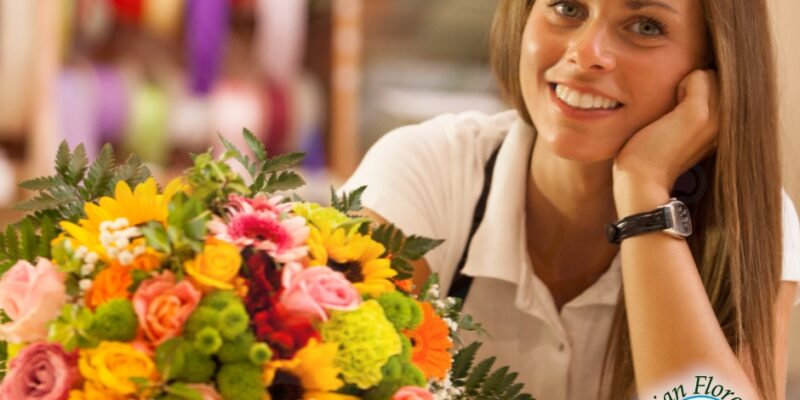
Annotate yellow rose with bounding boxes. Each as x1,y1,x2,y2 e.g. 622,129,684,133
185,238,242,291
78,342,158,395
68,381,127,400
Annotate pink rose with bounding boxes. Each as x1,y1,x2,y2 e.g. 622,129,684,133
0,342,79,400
133,270,202,346
279,263,361,321
184,384,223,400
0,259,67,343
392,387,435,400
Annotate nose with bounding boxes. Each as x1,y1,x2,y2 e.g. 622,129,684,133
565,23,617,73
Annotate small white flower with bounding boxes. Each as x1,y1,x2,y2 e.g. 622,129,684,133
107,247,118,258
79,279,93,291
99,221,112,232
74,246,88,259
118,251,134,266
121,227,141,238
114,237,129,249
99,231,113,246
81,263,96,276
85,252,99,264
113,218,130,230
133,245,146,256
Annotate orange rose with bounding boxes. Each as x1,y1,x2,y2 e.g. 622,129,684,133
85,266,132,309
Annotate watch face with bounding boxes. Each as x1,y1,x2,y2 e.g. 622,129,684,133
666,201,692,237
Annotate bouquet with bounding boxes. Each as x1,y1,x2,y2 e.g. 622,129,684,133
0,130,534,400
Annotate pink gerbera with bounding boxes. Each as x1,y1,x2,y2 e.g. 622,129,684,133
209,194,309,263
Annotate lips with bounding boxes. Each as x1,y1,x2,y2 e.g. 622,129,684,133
547,83,624,120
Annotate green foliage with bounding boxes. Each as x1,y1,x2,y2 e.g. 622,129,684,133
0,215,58,272
48,304,97,351
216,331,256,364
185,151,250,212
449,342,534,400
156,338,186,381
330,185,366,215
218,128,306,194
371,223,444,280
162,383,204,400
377,290,422,331
174,342,217,383
15,142,151,221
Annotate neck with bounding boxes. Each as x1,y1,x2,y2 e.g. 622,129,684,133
526,135,619,282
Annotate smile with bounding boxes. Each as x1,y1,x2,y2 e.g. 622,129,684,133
552,83,622,110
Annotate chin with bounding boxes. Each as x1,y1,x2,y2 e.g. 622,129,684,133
537,129,617,163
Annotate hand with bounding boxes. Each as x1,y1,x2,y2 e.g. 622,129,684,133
613,70,719,197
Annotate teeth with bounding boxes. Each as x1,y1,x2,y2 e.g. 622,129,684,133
554,84,619,110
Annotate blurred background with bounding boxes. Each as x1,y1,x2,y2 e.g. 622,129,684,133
0,0,797,396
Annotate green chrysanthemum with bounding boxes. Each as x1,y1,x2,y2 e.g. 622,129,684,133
216,362,264,400
377,291,423,331
321,300,402,389
89,298,138,341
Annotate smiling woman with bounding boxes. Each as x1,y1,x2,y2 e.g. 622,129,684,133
341,0,798,399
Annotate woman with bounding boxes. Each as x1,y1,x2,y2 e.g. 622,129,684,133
342,0,800,399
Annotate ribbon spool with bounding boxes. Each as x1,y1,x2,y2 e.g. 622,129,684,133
263,82,291,156
169,91,212,152
56,68,100,157
210,80,264,178
93,66,129,145
124,80,169,165
143,0,184,39
254,0,308,83
0,0,37,139
111,0,144,25
75,0,114,47
186,0,229,95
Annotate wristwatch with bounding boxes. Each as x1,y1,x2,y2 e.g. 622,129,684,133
605,198,692,244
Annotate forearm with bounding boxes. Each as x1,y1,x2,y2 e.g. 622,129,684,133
614,178,760,399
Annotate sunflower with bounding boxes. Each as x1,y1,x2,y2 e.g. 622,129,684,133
310,230,396,297
404,302,453,380
59,177,186,262
264,339,358,400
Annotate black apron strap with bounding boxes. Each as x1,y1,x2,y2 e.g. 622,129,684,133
446,142,503,302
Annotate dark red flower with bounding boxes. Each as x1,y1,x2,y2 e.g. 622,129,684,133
252,303,319,359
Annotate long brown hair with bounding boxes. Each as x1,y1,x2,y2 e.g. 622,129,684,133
490,1,783,399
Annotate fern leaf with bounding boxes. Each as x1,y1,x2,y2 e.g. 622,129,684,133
242,128,267,162
67,144,89,185
19,219,37,261
465,357,495,392
502,382,524,399
114,154,152,188
15,193,63,212
18,176,64,191
480,366,509,396
37,215,56,258
263,171,305,193
84,144,116,199
331,186,366,214
451,342,480,381
218,133,256,177
4,225,19,262
54,141,71,178
262,152,305,174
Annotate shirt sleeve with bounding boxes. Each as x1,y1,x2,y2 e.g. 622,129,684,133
338,117,462,275
780,189,800,306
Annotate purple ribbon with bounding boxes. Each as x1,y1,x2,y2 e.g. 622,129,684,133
93,66,128,144
186,0,229,95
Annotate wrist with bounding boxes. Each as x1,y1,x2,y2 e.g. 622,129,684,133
613,173,672,217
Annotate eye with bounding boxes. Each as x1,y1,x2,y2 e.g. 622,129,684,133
629,18,668,38
549,0,585,19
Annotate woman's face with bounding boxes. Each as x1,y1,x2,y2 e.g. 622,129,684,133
521,0,710,162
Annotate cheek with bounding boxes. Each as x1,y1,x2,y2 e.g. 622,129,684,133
623,56,696,131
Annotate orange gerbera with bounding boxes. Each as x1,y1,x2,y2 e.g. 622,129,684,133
403,301,452,379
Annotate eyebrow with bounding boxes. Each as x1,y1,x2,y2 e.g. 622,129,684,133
624,0,679,14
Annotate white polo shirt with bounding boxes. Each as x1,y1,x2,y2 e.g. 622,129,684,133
341,110,800,400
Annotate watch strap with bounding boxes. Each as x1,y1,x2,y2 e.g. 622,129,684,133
605,208,669,244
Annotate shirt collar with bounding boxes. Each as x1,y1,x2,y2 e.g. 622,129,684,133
461,118,621,307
